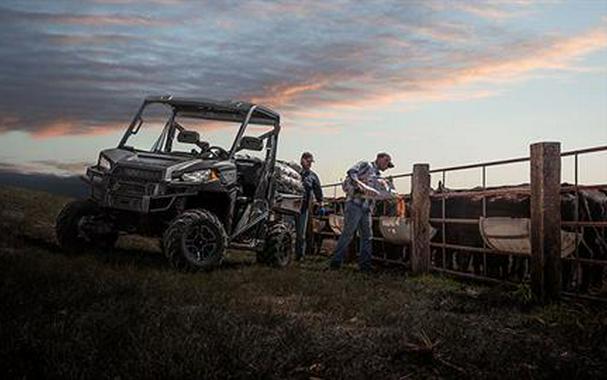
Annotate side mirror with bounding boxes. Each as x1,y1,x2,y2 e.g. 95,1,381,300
177,130,200,144
239,136,264,151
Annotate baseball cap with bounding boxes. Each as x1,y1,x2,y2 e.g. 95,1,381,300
377,152,394,168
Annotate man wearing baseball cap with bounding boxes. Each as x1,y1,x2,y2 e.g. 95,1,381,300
330,152,395,272
297,152,323,260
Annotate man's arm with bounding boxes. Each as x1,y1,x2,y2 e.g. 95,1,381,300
312,172,323,202
346,161,379,196
346,161,369,181
302,173,313,192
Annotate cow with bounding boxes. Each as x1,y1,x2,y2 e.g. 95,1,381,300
312,186,606,293
430,184,606,291
430,187,529,279
564,189,607,292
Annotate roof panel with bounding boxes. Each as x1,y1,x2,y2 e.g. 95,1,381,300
144,95,279,124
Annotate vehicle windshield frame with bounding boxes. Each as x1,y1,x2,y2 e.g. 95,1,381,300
117,98,280,159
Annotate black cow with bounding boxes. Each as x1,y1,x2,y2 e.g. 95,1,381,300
430,185,606,291
563,189,607,292
430,188,529,279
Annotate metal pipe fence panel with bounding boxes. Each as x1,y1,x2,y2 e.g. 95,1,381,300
309,144,607,301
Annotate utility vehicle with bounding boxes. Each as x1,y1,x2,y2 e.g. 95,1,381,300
55,95,301,271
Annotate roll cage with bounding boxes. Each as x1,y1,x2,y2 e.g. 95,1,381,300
118,95,281,159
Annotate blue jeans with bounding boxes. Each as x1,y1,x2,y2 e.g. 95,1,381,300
296,208,310,259
331,200,373,271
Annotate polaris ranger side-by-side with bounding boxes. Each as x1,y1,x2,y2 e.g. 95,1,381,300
55,95,303,271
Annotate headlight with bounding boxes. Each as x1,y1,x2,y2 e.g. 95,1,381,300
98,155,111,171
180,169,219,183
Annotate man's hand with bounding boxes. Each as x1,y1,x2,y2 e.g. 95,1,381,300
312,201,327,216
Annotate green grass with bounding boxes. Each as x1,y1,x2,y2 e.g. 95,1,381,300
0,186,606,379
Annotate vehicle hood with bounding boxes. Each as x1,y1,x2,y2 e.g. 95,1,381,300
100,148,224,181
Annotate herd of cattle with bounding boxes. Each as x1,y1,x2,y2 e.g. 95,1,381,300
312,185,607,294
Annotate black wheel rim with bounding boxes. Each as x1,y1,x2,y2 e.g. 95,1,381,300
183,223,220,265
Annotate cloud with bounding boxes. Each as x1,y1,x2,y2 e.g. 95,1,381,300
0,1,605,138
48,33,136,45
453,2,522,20
426,0,539,21
30,120,122,139
0,159,91,175
0,7,165,27
31,160,92,174
0,162,24,172
245,25,606,124
443,26,607,84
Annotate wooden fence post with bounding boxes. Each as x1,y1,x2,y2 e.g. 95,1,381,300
530,142,562,303
411,163,431,274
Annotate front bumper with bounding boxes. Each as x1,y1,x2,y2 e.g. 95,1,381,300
86,166,198,213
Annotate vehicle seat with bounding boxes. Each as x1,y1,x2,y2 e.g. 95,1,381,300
235,156,263,198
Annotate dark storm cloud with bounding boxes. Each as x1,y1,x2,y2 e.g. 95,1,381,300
0,1,604,136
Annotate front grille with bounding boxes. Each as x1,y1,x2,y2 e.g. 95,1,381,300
109,166,163,196
110,196,143,211
112,166,163,183
117,182,148,196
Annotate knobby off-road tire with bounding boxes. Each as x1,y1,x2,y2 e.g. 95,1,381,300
162,209,228,272
55,199,118,254
257,222,294,268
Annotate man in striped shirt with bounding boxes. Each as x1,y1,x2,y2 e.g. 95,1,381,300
330,152,395,272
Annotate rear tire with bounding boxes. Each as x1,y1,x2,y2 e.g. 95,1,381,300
163,209,227,272
258,222,294,267
55,199,118,254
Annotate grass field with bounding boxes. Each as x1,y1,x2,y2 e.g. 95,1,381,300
1,186,606,379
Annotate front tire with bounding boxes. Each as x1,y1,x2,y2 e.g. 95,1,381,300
162,209,228,272
55,199,118,254
258,222,294,267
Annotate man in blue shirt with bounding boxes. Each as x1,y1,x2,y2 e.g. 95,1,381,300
330,152,394,272
296,152,323,260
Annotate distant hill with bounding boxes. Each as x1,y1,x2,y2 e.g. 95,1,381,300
0,170,87,198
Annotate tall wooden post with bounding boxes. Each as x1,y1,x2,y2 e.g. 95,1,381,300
530,142,562,303
411,163,431,274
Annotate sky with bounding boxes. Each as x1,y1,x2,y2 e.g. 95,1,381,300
0,0,606,192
